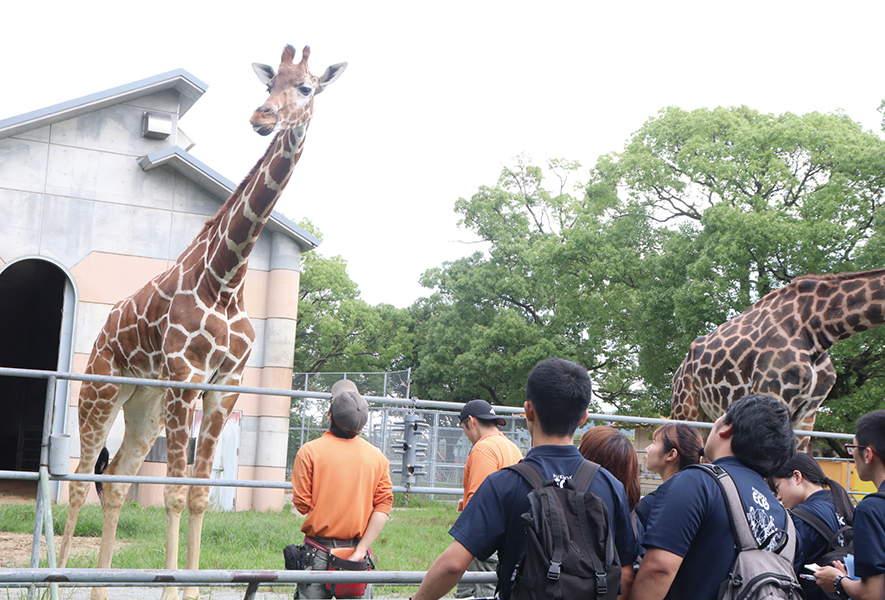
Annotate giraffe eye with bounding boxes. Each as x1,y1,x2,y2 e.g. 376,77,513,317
298,85,313,96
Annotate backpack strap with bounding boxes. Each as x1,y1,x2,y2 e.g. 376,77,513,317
687,463,797,563
573,461,611,600
506,460,546,489
791,506,840,549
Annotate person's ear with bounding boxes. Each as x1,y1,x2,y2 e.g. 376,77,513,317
577,409,588,427
524,400,535,422
717,421,734,439
665,448,679,463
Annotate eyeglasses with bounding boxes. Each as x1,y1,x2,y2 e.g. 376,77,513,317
845,444,868,454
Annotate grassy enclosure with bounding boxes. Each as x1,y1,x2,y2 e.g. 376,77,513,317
0,495,459,597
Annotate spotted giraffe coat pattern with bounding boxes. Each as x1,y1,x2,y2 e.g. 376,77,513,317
671,269,885,451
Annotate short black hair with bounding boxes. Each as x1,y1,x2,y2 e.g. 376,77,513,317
856,409,885,460
525,358,592,437
724,394,796,477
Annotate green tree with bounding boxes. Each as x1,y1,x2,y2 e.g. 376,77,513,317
292,220,414,375
412,157,648,409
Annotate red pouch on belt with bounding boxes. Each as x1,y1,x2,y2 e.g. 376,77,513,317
325,548,370,598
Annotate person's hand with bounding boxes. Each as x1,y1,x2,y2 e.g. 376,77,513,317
814,562,848,593
347,548,367,562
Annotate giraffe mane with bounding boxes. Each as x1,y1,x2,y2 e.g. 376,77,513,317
199,131,283,234
791,267,885,283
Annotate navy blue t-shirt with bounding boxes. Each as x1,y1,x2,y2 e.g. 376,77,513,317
854,482,885,578
642,457,788,600
791,489,846,600
635,489,656,531
449,444,639,600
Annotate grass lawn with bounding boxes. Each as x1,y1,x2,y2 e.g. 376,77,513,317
0,494,461,598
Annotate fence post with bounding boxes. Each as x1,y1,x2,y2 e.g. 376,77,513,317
30,375,59,600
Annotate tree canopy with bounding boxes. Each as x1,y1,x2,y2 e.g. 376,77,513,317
409,106,885,445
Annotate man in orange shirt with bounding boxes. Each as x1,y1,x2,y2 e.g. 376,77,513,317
291,380,393,599
455,400,523,598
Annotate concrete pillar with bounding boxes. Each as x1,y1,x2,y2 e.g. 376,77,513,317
251,232,301,511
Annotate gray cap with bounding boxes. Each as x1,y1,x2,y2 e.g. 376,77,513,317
330,380,369,435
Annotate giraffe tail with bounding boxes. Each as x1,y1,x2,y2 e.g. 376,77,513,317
94,447,110,500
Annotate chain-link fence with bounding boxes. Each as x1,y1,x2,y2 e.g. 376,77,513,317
287,372,530,493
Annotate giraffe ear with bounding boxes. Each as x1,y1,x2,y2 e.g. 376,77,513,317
315,62,347,94
252,63,276,87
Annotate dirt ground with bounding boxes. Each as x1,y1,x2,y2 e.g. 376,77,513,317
0,531,112,568
0,481,119,568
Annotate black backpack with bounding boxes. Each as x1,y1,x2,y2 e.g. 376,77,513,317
688,464,803,600
790,506,854,567
506,460,621,600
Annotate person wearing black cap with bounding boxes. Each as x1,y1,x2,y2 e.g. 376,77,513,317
455,399,523,599
291,380,393,598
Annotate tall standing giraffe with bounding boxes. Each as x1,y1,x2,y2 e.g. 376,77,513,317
57,45,345,600
670,269,885,452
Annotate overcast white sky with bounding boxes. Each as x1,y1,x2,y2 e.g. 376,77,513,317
2,1,884,308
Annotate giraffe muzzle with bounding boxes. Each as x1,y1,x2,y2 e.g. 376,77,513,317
250,107,277,136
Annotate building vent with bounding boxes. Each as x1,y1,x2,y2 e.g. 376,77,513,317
142,111,173,140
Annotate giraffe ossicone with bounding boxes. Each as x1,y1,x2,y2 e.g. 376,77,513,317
57,45,345,600
671,269,885,453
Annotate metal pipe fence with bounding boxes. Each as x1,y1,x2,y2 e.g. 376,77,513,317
0,365,861,598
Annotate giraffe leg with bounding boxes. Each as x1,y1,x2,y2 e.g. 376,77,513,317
161,389,200,600
180,391,238,600
90,386,164,600
795,410,817,454
59,378,126,567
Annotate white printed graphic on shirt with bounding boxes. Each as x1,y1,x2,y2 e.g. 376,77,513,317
747,506,779,548
751,487,770,510
552,474,572,488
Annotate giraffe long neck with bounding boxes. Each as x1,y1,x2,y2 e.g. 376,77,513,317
200,127,306,300
798,270,885,348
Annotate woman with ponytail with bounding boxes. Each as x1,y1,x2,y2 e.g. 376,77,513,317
768,452,855,600
636,423,704,530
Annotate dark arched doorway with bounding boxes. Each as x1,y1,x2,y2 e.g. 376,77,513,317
0,259,67,478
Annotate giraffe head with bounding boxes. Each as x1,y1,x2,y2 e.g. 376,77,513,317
250,45,347,136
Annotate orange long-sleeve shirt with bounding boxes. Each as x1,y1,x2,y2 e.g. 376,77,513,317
459,431,523,511
291,431,393,539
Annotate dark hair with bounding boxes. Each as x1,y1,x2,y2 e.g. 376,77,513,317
856,409,885,460
654,423,704,471
579,426,641,511
768,452,855,526
725,394,796,477
526,358,592,438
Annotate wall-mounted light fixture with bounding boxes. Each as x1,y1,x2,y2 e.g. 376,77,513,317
142,111,173,140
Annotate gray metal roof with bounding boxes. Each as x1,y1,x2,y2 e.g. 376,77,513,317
138,146,321,252
0,69,208,140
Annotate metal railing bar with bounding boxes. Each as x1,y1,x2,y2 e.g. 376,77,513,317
0,568,497,585
0,470,464,495
0,366,854,439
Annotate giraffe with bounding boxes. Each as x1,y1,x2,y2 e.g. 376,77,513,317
57,45,346,600
670,269,885,453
